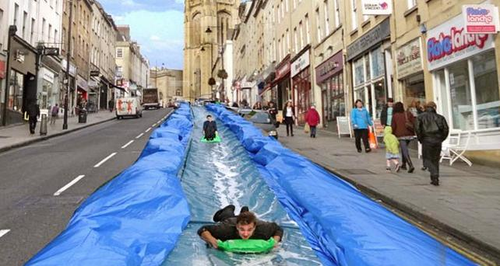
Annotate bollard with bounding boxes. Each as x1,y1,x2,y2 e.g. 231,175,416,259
40,114,48,136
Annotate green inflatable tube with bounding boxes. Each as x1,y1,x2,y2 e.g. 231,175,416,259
217,238,275,253
201,133,222,143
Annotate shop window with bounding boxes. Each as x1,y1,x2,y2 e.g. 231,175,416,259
354,58,364,86
472,50,500,129
402,74,425,111
371,46,385,78
374,80,386,118
449,60,474,130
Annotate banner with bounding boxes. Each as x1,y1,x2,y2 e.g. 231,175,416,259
361,0,392,15
463,4,500,34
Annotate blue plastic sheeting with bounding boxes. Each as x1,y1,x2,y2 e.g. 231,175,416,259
206,104,474,266
164,106,321,265
27,104,194,266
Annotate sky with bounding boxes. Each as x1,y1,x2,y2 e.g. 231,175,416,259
99,0,185,70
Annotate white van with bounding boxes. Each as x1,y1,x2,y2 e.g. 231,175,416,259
116,97,143,119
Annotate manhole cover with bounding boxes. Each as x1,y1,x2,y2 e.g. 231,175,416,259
338,169,375,175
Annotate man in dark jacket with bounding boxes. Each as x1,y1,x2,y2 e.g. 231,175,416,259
203,115,218,141
380,98,394,127
27,101,40,134
415,101,449,186
198,205,283,249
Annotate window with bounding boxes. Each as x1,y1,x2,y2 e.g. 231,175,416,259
23,12,27,39
316,8,322,41
351,0,357,30
54,29,58,46
31,18,35,44
286,29,290,54
285,0,289,12
48,24,52,42
293,0,297,9
294,27,298,52
324,0,330,36
277,4,280,23
299,21,304,49
334,0,340,27
14,4,19,28
407,0,417,9
116,48,123,58
42,18,46,41
449,60,474,130
305,15,310,44
472,51,500,129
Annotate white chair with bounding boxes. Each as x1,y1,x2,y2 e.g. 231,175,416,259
440,132,473,166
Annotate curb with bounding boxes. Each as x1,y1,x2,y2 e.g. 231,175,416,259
287,146,500,264
0,117,116,154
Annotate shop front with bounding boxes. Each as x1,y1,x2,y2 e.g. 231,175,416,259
77,75,89,111
427,14,500,151
316,51,345,131
396,38,425,110
274,55,291,109
1,35,38,126
347,19,392,120
291,47,311,125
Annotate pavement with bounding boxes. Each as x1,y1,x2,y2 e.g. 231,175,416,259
0,108,173,265
0,111,116,152
278,125,500,263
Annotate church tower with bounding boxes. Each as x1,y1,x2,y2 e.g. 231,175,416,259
183,0,239,101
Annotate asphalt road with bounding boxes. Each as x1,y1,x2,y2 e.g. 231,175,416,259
0,108,173,266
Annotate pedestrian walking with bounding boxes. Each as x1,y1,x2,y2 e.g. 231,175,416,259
282,101,295,137
415,101,449,186
267,101,278,126
108,99,114,112
27,101,40,135
50,103,59,125
305,105,320,138
408,100,424,118
383,126,401,172
380,98,395,127
350,99,373,153
391,102,416,173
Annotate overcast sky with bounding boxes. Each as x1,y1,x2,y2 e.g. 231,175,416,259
99,0,184,70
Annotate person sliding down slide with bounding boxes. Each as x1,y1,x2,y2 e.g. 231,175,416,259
198,205,283,253
203,115,218,141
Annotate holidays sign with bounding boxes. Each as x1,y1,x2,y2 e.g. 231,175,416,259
463,4,500,34
361,0,392,15
427,14,494,71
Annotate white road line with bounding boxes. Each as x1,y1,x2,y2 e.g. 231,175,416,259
157,120,162,124
94,152,117,168
121,140,134,149
0,229,10,238
152,123,157,127
145,127,152,133
136,133,144,139
54,175,85,196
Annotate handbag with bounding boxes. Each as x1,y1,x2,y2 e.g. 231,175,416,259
405,112,414,131
24,111,29,121
368,126,378,149
304,123,310,133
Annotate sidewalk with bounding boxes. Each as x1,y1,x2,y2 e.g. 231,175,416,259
278,125,500,261
0,111,116,152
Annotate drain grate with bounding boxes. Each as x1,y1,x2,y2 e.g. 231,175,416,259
338,169,375,175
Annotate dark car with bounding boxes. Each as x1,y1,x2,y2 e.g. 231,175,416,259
226,107,278,139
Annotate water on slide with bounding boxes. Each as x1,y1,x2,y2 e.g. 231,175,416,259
163,106,321,265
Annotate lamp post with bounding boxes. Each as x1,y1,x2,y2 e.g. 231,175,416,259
2,26,17,126
63,0,75,130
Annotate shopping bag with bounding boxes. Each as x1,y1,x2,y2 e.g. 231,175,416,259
24,112,29,121
304,123,310,133
368,126,378,149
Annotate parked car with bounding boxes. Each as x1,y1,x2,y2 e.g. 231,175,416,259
227,108,278,139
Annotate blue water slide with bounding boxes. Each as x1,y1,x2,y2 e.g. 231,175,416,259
26,104,194,266
206,104,474,266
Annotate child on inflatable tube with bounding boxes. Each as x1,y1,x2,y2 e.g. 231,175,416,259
198,205,283,250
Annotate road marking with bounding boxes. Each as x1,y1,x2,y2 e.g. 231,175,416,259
145,127,152,133
153,123,157,127
121,140,134,149
0,229,10,238
54,175,85,196
157,120,162,124
94,152,117,168
136,133,144,139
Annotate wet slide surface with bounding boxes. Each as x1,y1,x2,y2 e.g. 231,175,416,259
163,107,321,265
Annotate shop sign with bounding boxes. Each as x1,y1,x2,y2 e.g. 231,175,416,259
396,38,423,79
77,75,88,91
291,49,310,77
463,4,500,34
61,59,76,76
42,69,55,84
316,52,343,84
361,0,392,15
427,14,495,71
0,60,5,79
347,19,390,61
276,62,290,80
